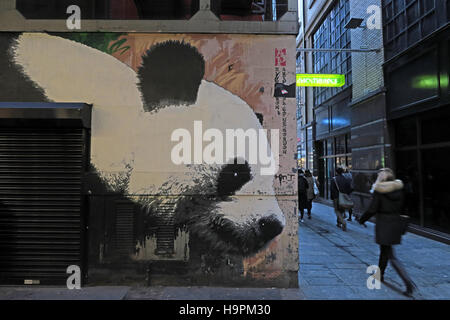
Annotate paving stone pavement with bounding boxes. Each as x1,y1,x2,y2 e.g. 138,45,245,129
0,202,448,300
297,202,450,300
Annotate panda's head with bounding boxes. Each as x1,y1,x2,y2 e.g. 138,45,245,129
128,41,285,256
7,33,285,257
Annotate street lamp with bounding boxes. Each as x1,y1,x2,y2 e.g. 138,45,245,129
344,17,365,29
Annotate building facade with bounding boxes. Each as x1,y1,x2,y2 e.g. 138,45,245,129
298,0,450,239
381,0,450,236
0,0,300,287
298,0,356,198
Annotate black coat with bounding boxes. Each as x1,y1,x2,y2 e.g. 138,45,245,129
330,174,353,200
298,175,309,210
359,180,405,245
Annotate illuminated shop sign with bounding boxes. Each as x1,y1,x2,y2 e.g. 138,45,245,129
412,75,448,89
296,74,345,87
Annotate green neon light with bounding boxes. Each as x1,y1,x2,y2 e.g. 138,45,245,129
296,74,345,87
412,75,449,89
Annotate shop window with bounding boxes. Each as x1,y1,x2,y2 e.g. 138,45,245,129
394,107,450,234
336,156,346,168
386,49,438,112
316,107,330,135
345,133,351,153
396,150,420,223
345,156,352,169
335,135,346,155
422,147,450,233
331,100,351,130
421,108,450,145
395,117,417,147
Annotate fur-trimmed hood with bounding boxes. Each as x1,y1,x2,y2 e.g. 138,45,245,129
372,179,404,194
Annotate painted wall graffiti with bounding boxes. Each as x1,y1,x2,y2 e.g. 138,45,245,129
0,32,298,286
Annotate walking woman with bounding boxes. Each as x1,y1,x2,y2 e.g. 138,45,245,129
298,169,309,223
358,168,417,297
304,169,318,219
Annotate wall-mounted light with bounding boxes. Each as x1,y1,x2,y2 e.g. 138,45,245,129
344,17,365,29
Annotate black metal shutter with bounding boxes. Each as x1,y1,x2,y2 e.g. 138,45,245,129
0,127,86,285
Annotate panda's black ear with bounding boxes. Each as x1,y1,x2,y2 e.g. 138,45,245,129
137,41,205,112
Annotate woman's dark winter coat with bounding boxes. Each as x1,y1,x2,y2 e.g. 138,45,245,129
359,180,406,245
298,174,309,210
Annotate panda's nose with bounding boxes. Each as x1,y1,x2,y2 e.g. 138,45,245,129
258,215,283,241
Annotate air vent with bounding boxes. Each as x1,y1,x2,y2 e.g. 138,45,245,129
115,200,135,256
155,199,177,255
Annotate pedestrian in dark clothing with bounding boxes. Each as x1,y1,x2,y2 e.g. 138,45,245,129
298,169,309,223
342,167,354,221
304,169,318,219
358,168,416,297
330,167,353,231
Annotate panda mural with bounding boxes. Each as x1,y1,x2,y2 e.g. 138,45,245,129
0,33,286,281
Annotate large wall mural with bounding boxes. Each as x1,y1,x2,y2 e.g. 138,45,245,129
0,32,298,287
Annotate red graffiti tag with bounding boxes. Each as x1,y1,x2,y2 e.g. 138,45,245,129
275,48,287,66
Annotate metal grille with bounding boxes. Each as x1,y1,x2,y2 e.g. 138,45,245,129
155,199,177,255
115,201,134,256
0,128,85,285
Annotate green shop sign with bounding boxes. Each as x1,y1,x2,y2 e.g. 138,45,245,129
296,74,345,87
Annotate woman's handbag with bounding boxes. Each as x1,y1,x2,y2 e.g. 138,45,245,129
399,215,410,234
313,179,319,196
334,178,354,209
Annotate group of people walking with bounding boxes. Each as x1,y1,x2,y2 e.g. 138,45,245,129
297,166,354,226
298,166,417,297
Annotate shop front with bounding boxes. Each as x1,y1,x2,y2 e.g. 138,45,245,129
314,88,352,200
385,24,450,237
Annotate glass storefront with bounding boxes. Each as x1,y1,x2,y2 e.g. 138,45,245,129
394,107,450,234
317,133,351,199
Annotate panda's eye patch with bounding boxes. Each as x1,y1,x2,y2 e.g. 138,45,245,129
216,159,252,197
